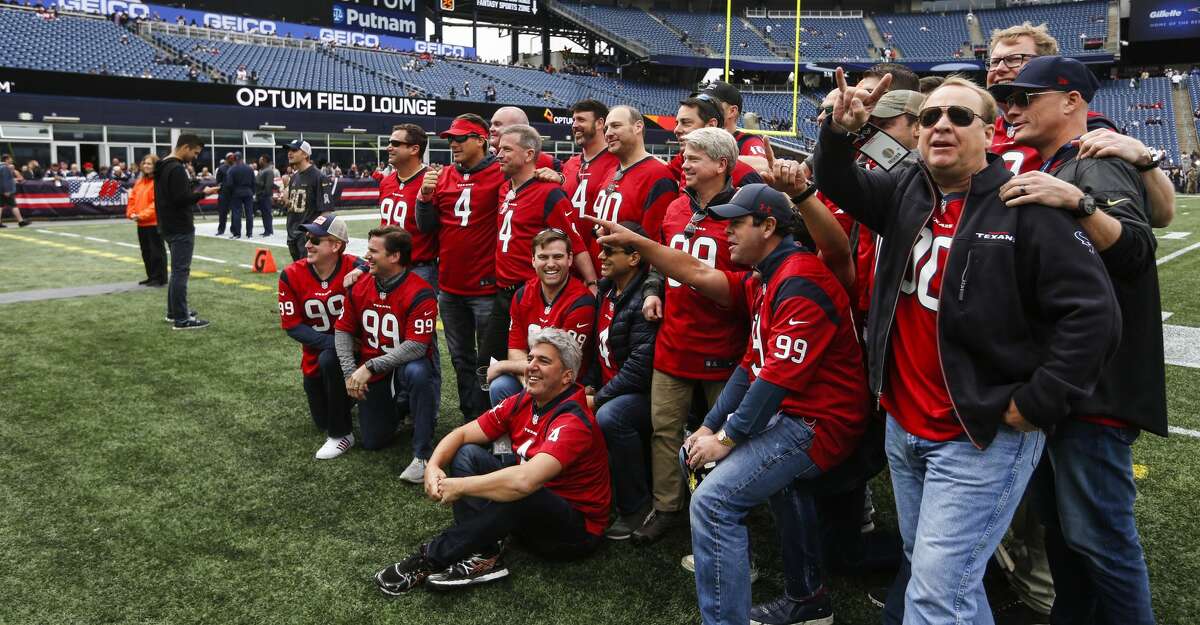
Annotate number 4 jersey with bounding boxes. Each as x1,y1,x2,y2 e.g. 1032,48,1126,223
379,166,437,264
278,255,363,377
420,156,506,296
335,270,439,383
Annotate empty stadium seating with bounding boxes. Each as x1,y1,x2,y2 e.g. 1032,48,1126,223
1092,78,1179,159
749,17,874,62
655,11,775,60
975,0,1108,57
556,3,695,57
875,13,970,61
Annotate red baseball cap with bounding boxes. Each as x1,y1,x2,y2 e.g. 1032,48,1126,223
439,118,487,139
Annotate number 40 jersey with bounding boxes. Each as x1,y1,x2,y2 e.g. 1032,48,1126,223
335,270,438,383
278,255,363,377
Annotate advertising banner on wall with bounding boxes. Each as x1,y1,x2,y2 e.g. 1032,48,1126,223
331,1,424,40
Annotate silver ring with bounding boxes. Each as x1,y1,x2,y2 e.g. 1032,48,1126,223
1021,185,1027,195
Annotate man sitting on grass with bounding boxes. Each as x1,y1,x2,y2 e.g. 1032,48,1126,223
374,327,610,593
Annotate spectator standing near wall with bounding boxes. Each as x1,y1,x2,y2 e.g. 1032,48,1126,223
126,154,167,286
0,154,31,228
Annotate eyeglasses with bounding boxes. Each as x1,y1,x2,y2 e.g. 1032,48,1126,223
1003,90,1064,108
388,140,415,148
446,134,479,144
988,53,1038,69
683,209,707,240
918,105,985,128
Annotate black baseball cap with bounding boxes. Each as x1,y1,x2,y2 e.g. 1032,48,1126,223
709,183,795,227
988,55,1101,103
697,81,743,109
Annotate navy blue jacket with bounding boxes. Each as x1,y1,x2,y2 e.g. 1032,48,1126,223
593,269,657,408
227,163,256,198
812,122,1121,448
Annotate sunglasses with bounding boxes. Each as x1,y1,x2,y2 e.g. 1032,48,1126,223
918,105,985,128
600,244,631,256
388,140,416,148
988,53,1038,69
305,234,327,245
683,209,707,240
446,134,480,144
1002,90,1064,108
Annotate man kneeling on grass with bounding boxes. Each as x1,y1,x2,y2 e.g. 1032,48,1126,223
375,327,611,593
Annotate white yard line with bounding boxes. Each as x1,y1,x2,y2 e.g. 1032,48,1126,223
1157,242,1200,266
1168,426,1200,439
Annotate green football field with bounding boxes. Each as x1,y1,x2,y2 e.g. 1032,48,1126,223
2,198,1199,624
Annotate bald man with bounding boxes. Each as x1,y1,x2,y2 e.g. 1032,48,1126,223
490,106,559,171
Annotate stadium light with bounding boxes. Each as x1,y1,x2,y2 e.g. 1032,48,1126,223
259,124,287,130
342,127,367,134
43,115,80,123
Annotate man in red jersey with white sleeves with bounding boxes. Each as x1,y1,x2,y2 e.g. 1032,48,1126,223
416,113,505,421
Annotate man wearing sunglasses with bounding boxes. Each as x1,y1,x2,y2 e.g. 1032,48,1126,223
589,183,868,625
283,139,333,262
986,22,1175,229
990,56,1164,625
630,127,751,545
813,69,1120,625
416,114,506,423
278,213,365,460
591,105,678,246
380,124,435,291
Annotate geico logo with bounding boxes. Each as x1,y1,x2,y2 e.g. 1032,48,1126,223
414,41,468,57
319,29,380,47
203,14,277,34
57,0,149,17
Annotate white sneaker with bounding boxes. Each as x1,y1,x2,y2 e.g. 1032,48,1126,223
314,434,354,459
681,554,760,583
399,457,427,483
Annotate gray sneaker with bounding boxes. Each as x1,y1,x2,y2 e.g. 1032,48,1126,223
681,554,760,583
399,457,427,484
605,507,651,541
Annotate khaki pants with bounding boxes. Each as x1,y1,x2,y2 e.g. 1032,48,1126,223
649,369,726,512
998,494,1055,615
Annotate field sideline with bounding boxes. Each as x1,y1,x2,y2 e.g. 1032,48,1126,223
2,199,1200,624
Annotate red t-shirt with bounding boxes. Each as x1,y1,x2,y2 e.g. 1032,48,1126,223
653,193,750,380
428,157,504,296
495,178,588,288
335,270,438,383
882,193,965,441
475,384,611,535
278,255,362,377
733,130,768,158
723,246,868,470
379,166,436,263
507,276,596,354
562,149,621,270
668,152,764,190
590,155,679,245
595,295,617,385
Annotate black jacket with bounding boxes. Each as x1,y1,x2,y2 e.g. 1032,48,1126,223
812,123,1121,448
1052,152,1167,436
153,156,205,236
227,163,256,198
594,269,658,407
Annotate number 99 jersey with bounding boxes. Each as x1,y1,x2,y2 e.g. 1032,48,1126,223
278,255,363,377
379,167,437,264
335,270,439,383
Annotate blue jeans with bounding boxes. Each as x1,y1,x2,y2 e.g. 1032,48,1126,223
1031,420,1153,625
690,414,822,625
357,358,437,458
163,232,194,322
595,393,651,515
488,373,522,407
438,291,493,420
886,415,1044,625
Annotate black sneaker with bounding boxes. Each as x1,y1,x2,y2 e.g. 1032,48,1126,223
375,548,439,595
605,506,651,541
631,509,685,545
425,549,509,590
173,318,211,330
17,219,31,227
993,600,1050,625
164,309,198,323
750,591,834,625
0,223,7,228
867,585,889,608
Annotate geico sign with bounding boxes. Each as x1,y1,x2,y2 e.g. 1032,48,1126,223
202,14,277,34
55,0,149,17
319,29,381,47
414,41,468,57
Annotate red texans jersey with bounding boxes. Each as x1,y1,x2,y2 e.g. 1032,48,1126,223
563,149,621,269
427,157,505,296
508,276,596,354
379,166,436,263
818,189,878,322
536,151,559,171
733,131,768,158
590,155,679,246
495,178,587,288
278,255,362,377
882,193,965,441
475,384,610,535
668,152,764,190
724,246,868,470
653,191,750,380
595,296,617,385
335,270,438,383
991,112,1117,174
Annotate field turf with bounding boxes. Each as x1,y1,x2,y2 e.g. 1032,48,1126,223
2,200,1200,624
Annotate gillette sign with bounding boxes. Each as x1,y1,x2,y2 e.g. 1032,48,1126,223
332,2,423,39
1131,2,1200,42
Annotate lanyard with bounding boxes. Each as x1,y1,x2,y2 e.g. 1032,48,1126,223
1040,139,1080,173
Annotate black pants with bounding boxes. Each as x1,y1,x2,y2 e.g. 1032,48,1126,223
136,225,167,283
215,189,231,234
287,234,305,262
301,348,353,438
425,444,600,567
480,285,518,365
254,194,274,235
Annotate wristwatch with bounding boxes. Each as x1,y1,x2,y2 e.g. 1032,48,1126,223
791,184,818,205
1072,193,1097,218
1134,150,1162,172
716,429,736,448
